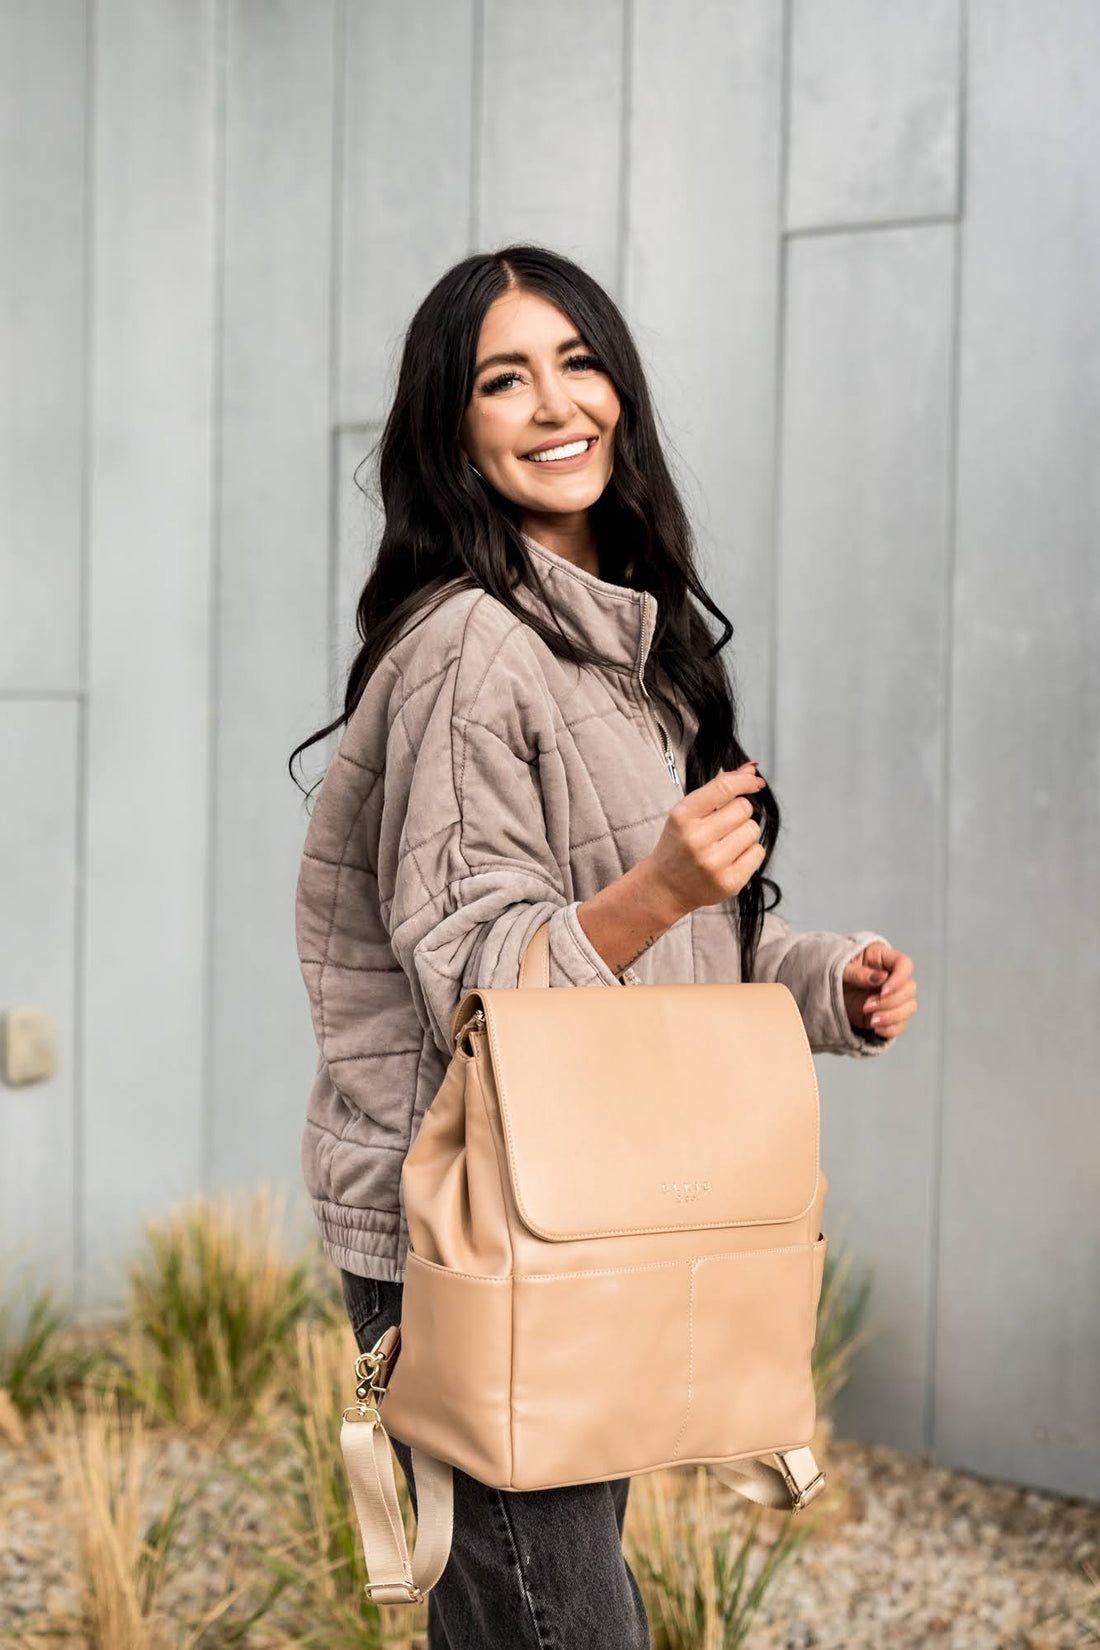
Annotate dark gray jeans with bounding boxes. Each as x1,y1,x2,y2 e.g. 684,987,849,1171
340,1269,651,1649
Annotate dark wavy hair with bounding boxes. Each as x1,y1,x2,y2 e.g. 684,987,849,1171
288,242,783,982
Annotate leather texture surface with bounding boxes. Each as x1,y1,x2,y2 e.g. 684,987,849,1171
380,919,829,1493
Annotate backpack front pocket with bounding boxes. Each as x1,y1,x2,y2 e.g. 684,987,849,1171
672,1241,820,1464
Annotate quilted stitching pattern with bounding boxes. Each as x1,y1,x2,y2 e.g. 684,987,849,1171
296,535,892,1282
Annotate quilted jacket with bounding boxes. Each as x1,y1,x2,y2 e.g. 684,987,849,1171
295,531,893,1282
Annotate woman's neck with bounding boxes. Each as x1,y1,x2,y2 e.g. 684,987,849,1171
520,514,600,579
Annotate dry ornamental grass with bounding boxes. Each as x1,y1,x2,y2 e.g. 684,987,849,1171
0,1193,1095,1649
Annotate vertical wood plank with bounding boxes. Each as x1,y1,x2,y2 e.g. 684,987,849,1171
81,0,220,1303
206,1,338,1203
626,0,784,757
0,704,80,1298
477,0,625,293
787,0,960,232
333,426,384,693
777,225,956,1451
936,0,1100,1499
0,0,86,690
337,0,475,426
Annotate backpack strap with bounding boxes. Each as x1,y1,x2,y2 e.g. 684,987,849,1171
341,1414,825,1606
340,1413,454,1605
709,1445,826,1511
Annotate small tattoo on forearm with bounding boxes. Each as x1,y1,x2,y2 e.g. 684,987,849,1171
619,933,661,973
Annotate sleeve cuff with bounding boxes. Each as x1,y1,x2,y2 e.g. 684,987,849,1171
553,901,628,988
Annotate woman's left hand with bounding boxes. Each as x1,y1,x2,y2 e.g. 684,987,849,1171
842,942,917,1041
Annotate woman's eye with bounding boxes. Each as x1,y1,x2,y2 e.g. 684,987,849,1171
480,370,520,394
479,353,603,396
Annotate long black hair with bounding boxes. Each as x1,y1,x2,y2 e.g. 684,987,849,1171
288,242,783,982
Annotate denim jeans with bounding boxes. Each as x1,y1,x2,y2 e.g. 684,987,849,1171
340,1269,651,1649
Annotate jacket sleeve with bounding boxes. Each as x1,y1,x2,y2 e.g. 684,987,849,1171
750,907,896,1058
377,628,625,1060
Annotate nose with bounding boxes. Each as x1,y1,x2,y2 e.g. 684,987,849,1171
531,369,575,424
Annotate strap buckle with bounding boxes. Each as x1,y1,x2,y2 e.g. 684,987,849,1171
342,1338,391,1423
777,1453,826,1511
364,1579,424,1604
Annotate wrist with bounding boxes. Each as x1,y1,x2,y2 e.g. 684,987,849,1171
628,856,692,932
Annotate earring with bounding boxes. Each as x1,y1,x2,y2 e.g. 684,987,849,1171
467,456,484,480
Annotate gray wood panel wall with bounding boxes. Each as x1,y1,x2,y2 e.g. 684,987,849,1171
2,0,1096,1500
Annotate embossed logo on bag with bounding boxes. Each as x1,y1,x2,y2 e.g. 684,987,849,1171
660,1180,710,1204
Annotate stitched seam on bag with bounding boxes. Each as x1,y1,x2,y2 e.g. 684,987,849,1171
535,1438,816,1489
515,1246,816,1283
404,1253,511,1284
498,1213,817,1243
690,1243,818,1267
670,1262,694,1461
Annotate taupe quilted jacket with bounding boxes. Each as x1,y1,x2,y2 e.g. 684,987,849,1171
295,533,892,1281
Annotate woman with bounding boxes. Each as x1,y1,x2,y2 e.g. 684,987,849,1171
290,243,916,1646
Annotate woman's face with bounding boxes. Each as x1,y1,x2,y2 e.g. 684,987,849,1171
460,289,620,524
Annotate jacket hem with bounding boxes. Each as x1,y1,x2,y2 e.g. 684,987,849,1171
312,1197,406,1282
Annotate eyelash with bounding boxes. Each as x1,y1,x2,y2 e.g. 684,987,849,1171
479,353,603,395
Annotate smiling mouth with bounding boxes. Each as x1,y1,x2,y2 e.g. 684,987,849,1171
521,436,598,464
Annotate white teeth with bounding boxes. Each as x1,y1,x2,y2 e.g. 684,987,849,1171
525,438,592,462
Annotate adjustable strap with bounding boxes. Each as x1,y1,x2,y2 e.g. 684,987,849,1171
709,1444,826,1511
341,1426,823,1608
340,1413,454,1604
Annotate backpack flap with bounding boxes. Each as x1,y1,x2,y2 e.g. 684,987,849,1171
475,980,819,1242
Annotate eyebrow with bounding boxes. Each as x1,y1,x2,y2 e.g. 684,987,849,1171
473,334,588,377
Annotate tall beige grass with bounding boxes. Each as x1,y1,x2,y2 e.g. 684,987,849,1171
38,1385,291,1649
45,1388,176,1650
624,1465,814,1649
3,1209,877,1644
225,1315,423,1649
113,1185,323,1430
812,1243,875,1411
0,1271,104,1423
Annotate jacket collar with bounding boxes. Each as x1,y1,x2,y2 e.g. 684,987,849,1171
513,532,701,756
515,531,656,678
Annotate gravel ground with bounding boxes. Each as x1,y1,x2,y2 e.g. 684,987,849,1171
1,1415,1096,1647
746,1430,1099,1650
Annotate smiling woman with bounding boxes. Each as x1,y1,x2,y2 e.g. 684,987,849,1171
461,291,621,576
287,241,906,1649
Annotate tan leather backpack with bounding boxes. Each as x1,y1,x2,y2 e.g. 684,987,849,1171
340,917,830,1605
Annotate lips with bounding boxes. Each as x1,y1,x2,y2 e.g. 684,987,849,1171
521,435,598,461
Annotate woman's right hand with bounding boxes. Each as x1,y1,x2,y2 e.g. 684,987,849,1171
642,762,768,921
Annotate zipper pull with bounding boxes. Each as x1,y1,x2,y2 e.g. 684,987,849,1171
664,744,682,790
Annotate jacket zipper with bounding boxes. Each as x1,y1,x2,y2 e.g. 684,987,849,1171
636,595,683,792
